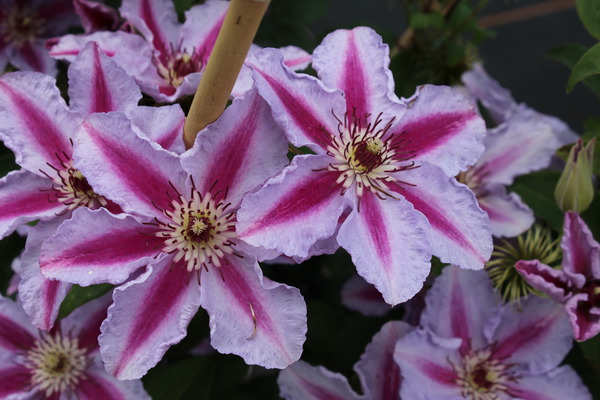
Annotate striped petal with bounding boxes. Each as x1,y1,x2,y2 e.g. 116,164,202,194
312,27,397,116
492,296,572,374
237,155,347,258
127,105,185,153
73,0,121,33
0,72,78,173
0,297,36,354
9,40,57,76
479,185,535,237
63,292,113,354
99,257,202,380
180,1,228,60
390,85,486,176
278,360,362,400
0,169,64,239
201,256,307,369
281,46,312,71
40,208,164,286
249,48,345,151
77,367,150,400
562,211,600,279
181,87,289,206
392,162,493,270
564,293,600,341
0,365,34,398
19,218,72,331
68,41,141,115
73,112,186,219
354,321,413,400
420,267,500,355
337,190,431,305
508,366,591,400
341,274,390,317
515,260,573,303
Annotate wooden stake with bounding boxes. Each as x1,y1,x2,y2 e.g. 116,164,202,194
183,0,271,149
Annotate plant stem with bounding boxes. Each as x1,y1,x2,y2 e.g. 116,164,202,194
183,0,270,149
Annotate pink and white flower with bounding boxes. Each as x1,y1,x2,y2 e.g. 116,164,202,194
237,27,493,306
517,211,600,341
39,88,307,379
0,293,148,399
394,265,591,400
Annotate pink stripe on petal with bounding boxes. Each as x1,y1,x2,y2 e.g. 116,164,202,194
140,0,171,58
563,212,600,278
0,366,32,396
417,359,457,385
493,313,561,361
77,371,128,400
0,314,36,351
341,32,368,116
17,42,46,73
450,281,471,356
361,190,391,268
90,44,114,113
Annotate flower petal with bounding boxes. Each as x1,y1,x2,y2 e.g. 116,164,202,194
337,190,431,305
516,260,573,303
127,105,185,153
68,41,141,115
40,208,164,286
181,87,288,206
62,292,113,354
564,293,600,341
0,297,36,354
0,365,34,398
9,40,56,75
392,162,493,270
237,155,347,258
201,256,307,369
73,0,121,33
19,217,72,331
341,274,390,317
100,257,202,379
312,27,397,116
391,85,485,176
277,360,361,400
180,1,228,60
492,296,572,373
562,211,600,279
73,112,186,218
0,72,78,172
280,46,312,71
508,365,591,400
479,185,535,237
0,170,65,239
249,48,346,150
354,321,413,400
77,367,150,400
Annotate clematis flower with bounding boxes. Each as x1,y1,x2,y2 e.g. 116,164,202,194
278,320,412,400
0,293,149,399
0,0,78,75
394,265,591,400
49,0,312,102
237,27,492,306
517,211,600,341
0,41,184,331
39,88,307,379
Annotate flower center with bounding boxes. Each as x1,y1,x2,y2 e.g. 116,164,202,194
456,166,488,199
0,5,46,45
453,348,515,400
155,43,204,88
325,110,417,198
40,151,108,211
155,181,238,272
24,333,88,397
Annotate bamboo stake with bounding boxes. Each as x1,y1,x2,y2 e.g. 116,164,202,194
183,0,271,149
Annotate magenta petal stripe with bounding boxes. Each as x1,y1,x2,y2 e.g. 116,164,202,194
562,212,600,278
0,313,36,352
77,368,149,400
0,366,33,397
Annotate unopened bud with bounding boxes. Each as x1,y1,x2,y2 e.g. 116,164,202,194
555,138,596,213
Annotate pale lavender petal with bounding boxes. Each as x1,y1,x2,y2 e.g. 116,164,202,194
394,329,462,399
492,296,572,373
391,85,486,176
73,0,121,33
312,27,396,116
516,260,574,303
338,190,431,305
40,208,164,286
393,162,493,270
462,63,516,124
0,170,65,239
237,155,347,258
355,321,413,400
136,69,200,103
62,292,113,353
181,87,289,206
249,48,346,151
421,266,500,355
100,257,202,379
475,112,561,186
9,40,56,75
0,72,78,172
479,185,535,237
508,366,591,400
281,46,312,71
73,112,186,218
77,367,150,400
341,274,390,317
68,41,141,114
19,217,72,331
564,293,600,341
127,105,185,153
0,297,36,353
180,1,228,59
7,256,21,296
120,0,180,58
201,256,306,369
527,106,579,145
278,360,362,400
562,211,600,279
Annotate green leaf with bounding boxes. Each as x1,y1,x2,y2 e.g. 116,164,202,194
567,42,600,93
57,283,113,319
409,12,444,30
584,117,600,134
511,171,564,231
548,44,600,97
577,0,600,40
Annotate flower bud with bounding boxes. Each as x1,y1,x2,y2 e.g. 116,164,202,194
555,138,596,213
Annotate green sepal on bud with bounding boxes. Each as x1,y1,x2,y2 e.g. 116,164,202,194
555,138,596,213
